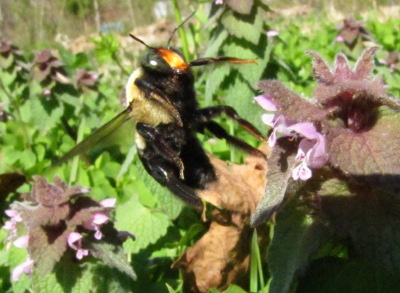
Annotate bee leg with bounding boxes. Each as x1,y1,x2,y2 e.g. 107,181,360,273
136,123,185,180
139,157,202,208
196,105,265,142
198,120,266,159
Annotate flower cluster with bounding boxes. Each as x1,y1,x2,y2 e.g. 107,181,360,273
255,47,397,182
75,69,99,90
2,176,118,281
335,16,372,48
255,95,328,180
32,50,70,87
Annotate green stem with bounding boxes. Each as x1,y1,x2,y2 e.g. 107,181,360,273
250,229,265,292
171,0,191,61
0,77,31,147
69,116,85,185
112,53,130,76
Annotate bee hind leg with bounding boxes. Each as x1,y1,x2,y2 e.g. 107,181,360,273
140,159,202,208
136,122,185,180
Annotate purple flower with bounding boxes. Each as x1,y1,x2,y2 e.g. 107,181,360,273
13,235,30,248
67,232,89,260
99,198,116,208
12,257,34,281
215,0,224,4
3,209,22,241
335,35,345,42
266,30,279,38
255,95,328,180
83,213,109,240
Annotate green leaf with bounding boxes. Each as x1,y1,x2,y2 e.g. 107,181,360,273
220,6,263,45
0,54,14,69
89,240,136,281
267,198,331,293
29,96,64,133
225,0,254,14
91,264,135,293
115,194,171,254
31,255,93,293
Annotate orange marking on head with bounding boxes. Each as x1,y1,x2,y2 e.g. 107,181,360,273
157,48,189,71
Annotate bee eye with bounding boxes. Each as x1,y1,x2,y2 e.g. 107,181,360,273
142,51,171,73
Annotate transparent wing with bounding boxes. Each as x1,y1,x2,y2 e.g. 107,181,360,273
54,108,133,166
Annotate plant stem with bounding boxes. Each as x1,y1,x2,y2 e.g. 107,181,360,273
0,77,31,147
171,0,191,62
112,52,130,76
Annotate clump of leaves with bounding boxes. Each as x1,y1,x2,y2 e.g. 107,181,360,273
380,51,400,73
3,176,136,286
75,69,99,91
252,47,400,292
0,41,28,77
335,16,374,58
205,0,273,130
31,50,71,90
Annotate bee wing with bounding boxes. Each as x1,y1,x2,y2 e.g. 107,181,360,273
54,108,133,166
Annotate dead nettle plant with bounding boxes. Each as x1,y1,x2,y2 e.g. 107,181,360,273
251,47,400,284
3,176,136,282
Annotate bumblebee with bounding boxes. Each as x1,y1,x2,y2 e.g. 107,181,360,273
58,34,265,207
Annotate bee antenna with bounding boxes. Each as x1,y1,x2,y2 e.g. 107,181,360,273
129,34,153,49
167,10,197,48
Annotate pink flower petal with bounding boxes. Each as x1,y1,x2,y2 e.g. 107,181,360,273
92,213,108,225
287,122,318,139
5,210,22,221
266,30,279,37
261,113,276,126
255,95,277,111
2,220,15,230
94,230,103,240
292,162,312,180
100,198,116,208
336,35,345,42
76,248,89,260
67,232,83,249
5,209,18,218
11,258,34,281
13,235,30,248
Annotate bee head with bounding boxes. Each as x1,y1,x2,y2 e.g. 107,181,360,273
129,34,189,74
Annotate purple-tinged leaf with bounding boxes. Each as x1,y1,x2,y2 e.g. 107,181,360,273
34,50,52,63
314,79,385,103
30,176,88,206
354,46,379,80
258,80,328,122
299,257,400,292
251,139,299,226
327,111,400,176
319,188,400,274
334,54,352,80
268,198,331,293
305,51,334,84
